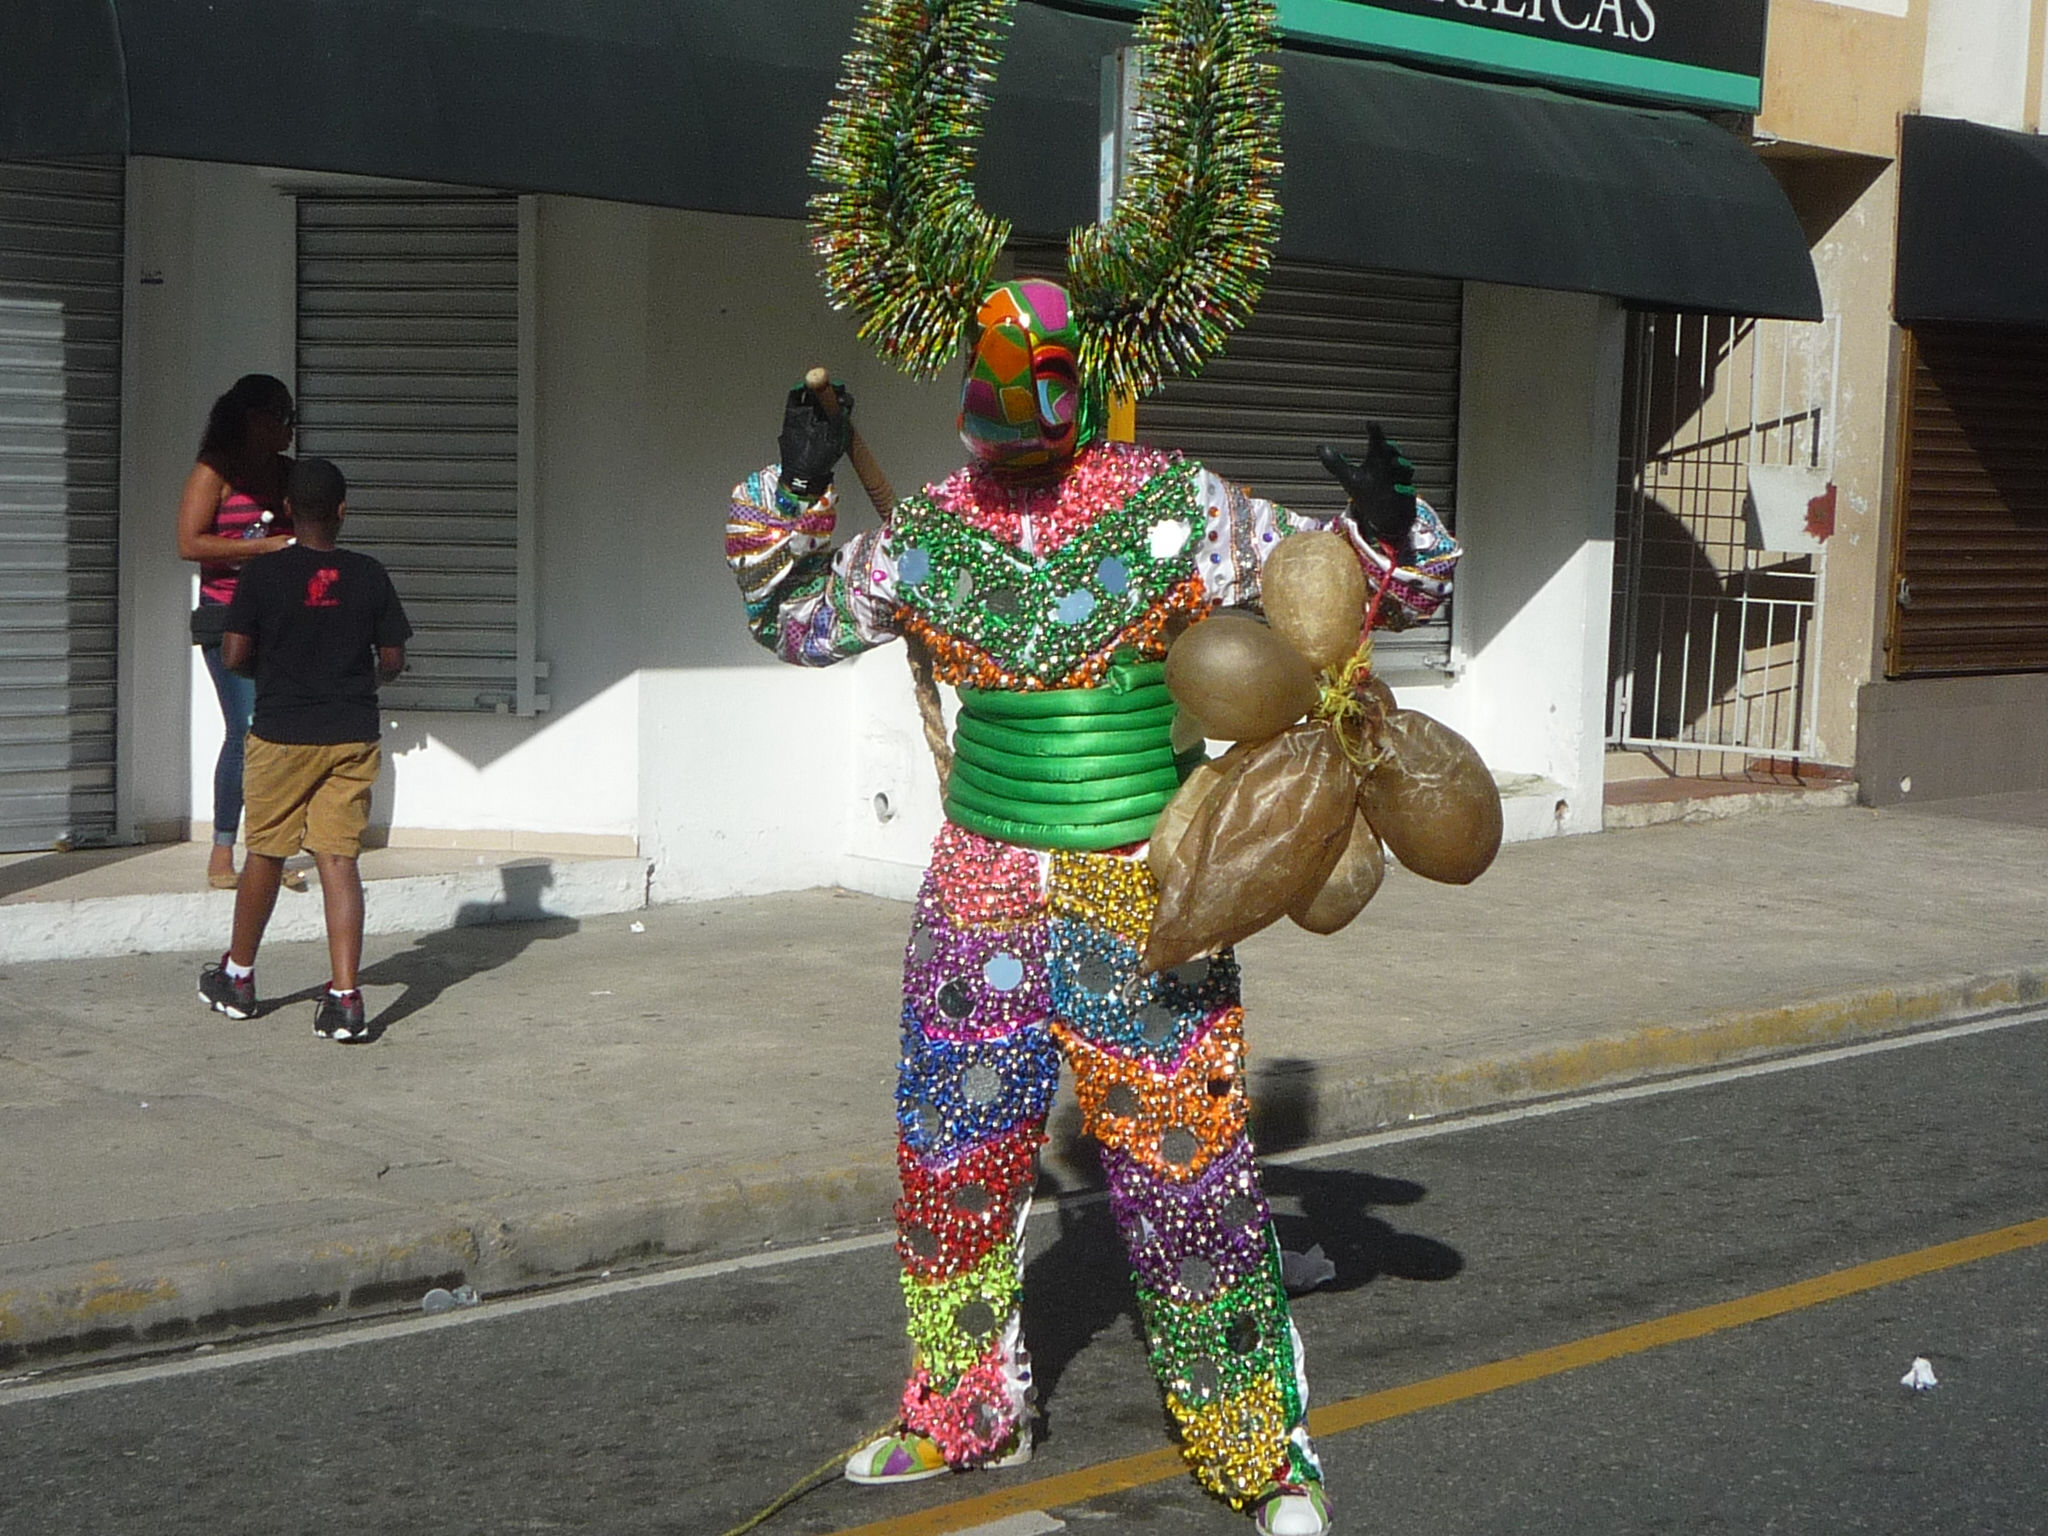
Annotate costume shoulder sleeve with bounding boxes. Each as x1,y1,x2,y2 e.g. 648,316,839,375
1190,464,1461,626
726,464,902,666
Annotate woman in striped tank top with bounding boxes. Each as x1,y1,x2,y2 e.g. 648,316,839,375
177,374,299,889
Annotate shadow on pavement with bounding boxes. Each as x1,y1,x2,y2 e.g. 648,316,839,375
265,863,581,1039
1022,1056,1463,1440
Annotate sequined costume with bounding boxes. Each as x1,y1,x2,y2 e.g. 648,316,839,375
725,344,1457,1504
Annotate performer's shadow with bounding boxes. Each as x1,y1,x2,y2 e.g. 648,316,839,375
1022,1060,1463,1437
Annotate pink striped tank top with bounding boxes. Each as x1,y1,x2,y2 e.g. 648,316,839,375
198,489,288,605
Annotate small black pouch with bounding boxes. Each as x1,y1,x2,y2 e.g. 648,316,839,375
189,604,229,645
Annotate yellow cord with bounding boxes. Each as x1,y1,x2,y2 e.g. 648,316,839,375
1310,641,1388,773
716,1421,900,1536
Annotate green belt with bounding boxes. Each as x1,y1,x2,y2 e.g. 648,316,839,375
945,660,1195,852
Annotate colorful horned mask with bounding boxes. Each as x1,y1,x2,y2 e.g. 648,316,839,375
810,0,1282,410
958,280,1103,470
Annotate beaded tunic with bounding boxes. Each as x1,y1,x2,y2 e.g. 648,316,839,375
727,440,1455,688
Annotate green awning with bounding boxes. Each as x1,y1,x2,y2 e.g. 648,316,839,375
1897,113,2048,331
0,0,1816,319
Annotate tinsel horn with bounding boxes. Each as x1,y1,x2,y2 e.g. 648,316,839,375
1068,0,1284,403
810,0,1018,378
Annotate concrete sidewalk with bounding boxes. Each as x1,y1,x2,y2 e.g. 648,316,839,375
5,793,2048,1368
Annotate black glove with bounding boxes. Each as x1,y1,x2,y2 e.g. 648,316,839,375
1318,424,1417,560
778,382,855,499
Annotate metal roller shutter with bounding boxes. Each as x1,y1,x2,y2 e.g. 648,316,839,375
1888,324,2048,677
297,193,542,713
1141,261,1462,672
0,159,122,852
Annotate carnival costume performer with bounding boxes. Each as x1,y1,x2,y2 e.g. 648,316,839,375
723,5,1459,1533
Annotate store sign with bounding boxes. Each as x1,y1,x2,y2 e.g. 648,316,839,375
1280,0,1769,110
1066,0,1769,112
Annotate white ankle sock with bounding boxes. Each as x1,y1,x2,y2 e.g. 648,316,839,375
224,959,254,982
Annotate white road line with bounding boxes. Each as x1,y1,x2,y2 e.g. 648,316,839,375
5,1002,2041,1407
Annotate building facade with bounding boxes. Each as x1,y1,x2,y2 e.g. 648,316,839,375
1,0,1831,901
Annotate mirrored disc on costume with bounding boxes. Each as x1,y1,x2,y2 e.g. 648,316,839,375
1159,1126,1200,1166
1074,954,1121,994
1225,1312,1262,1355
960,1064,1004,1104
1138,1002,1179,1044
1105,1083,1143,1119
983,952,1025,992
955,1299,998,1338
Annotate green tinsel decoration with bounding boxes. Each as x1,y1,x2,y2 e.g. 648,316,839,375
1067,0,1283,402
811,0,1018,378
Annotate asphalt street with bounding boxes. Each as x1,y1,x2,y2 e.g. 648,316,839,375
4,1012,2045,1536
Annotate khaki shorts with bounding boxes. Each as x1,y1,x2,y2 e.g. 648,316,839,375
243,735,381,859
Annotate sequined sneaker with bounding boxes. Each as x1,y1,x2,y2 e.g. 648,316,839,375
1254,1481,1332,1536
843,1427,1031,1486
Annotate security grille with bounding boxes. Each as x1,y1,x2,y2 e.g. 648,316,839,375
1609,310,1831,762
1143,261,1462,672
0,158,122,851
296,193,541,713
1008,247,1461,671
1887,324,2048,677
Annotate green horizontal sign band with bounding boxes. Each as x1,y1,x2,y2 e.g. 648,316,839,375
1281,1,1763,111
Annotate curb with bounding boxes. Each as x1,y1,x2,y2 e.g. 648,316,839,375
5,962,2045,1372
0,857,652,965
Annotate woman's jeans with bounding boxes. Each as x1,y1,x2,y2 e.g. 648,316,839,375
199,642,255,846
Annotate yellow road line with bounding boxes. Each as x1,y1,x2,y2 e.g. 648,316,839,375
829,1215,2048,1536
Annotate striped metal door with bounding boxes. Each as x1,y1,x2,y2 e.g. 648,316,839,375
0,159,122,852
1887,324,2048,677
296,193,540,713
1142,261,1463,672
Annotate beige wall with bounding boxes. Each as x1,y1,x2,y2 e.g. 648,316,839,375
1758,0,1926,155
1784,162,1904,765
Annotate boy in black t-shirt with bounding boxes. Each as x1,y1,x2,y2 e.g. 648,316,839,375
198,458,412,1042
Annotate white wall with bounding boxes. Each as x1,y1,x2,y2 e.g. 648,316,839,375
1923,0,2037,125
118,158,296,839
1419,283,1624,838
118,165,1620,892
119,167,963,879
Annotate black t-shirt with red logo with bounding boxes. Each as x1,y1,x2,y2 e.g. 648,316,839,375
223,545,413,745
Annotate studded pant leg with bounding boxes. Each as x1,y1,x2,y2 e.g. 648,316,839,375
1046,847,1322,1508
893,826,1057,1465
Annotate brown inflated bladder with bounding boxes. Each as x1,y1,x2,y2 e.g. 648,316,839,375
1144,724,1358,973
1288,808,1385,933
1358,709,1503,885
1164,612,1319,742
1260,531,1368,671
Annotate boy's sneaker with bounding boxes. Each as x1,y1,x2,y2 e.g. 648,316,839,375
198,956,256,1019
313,988,370,1042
